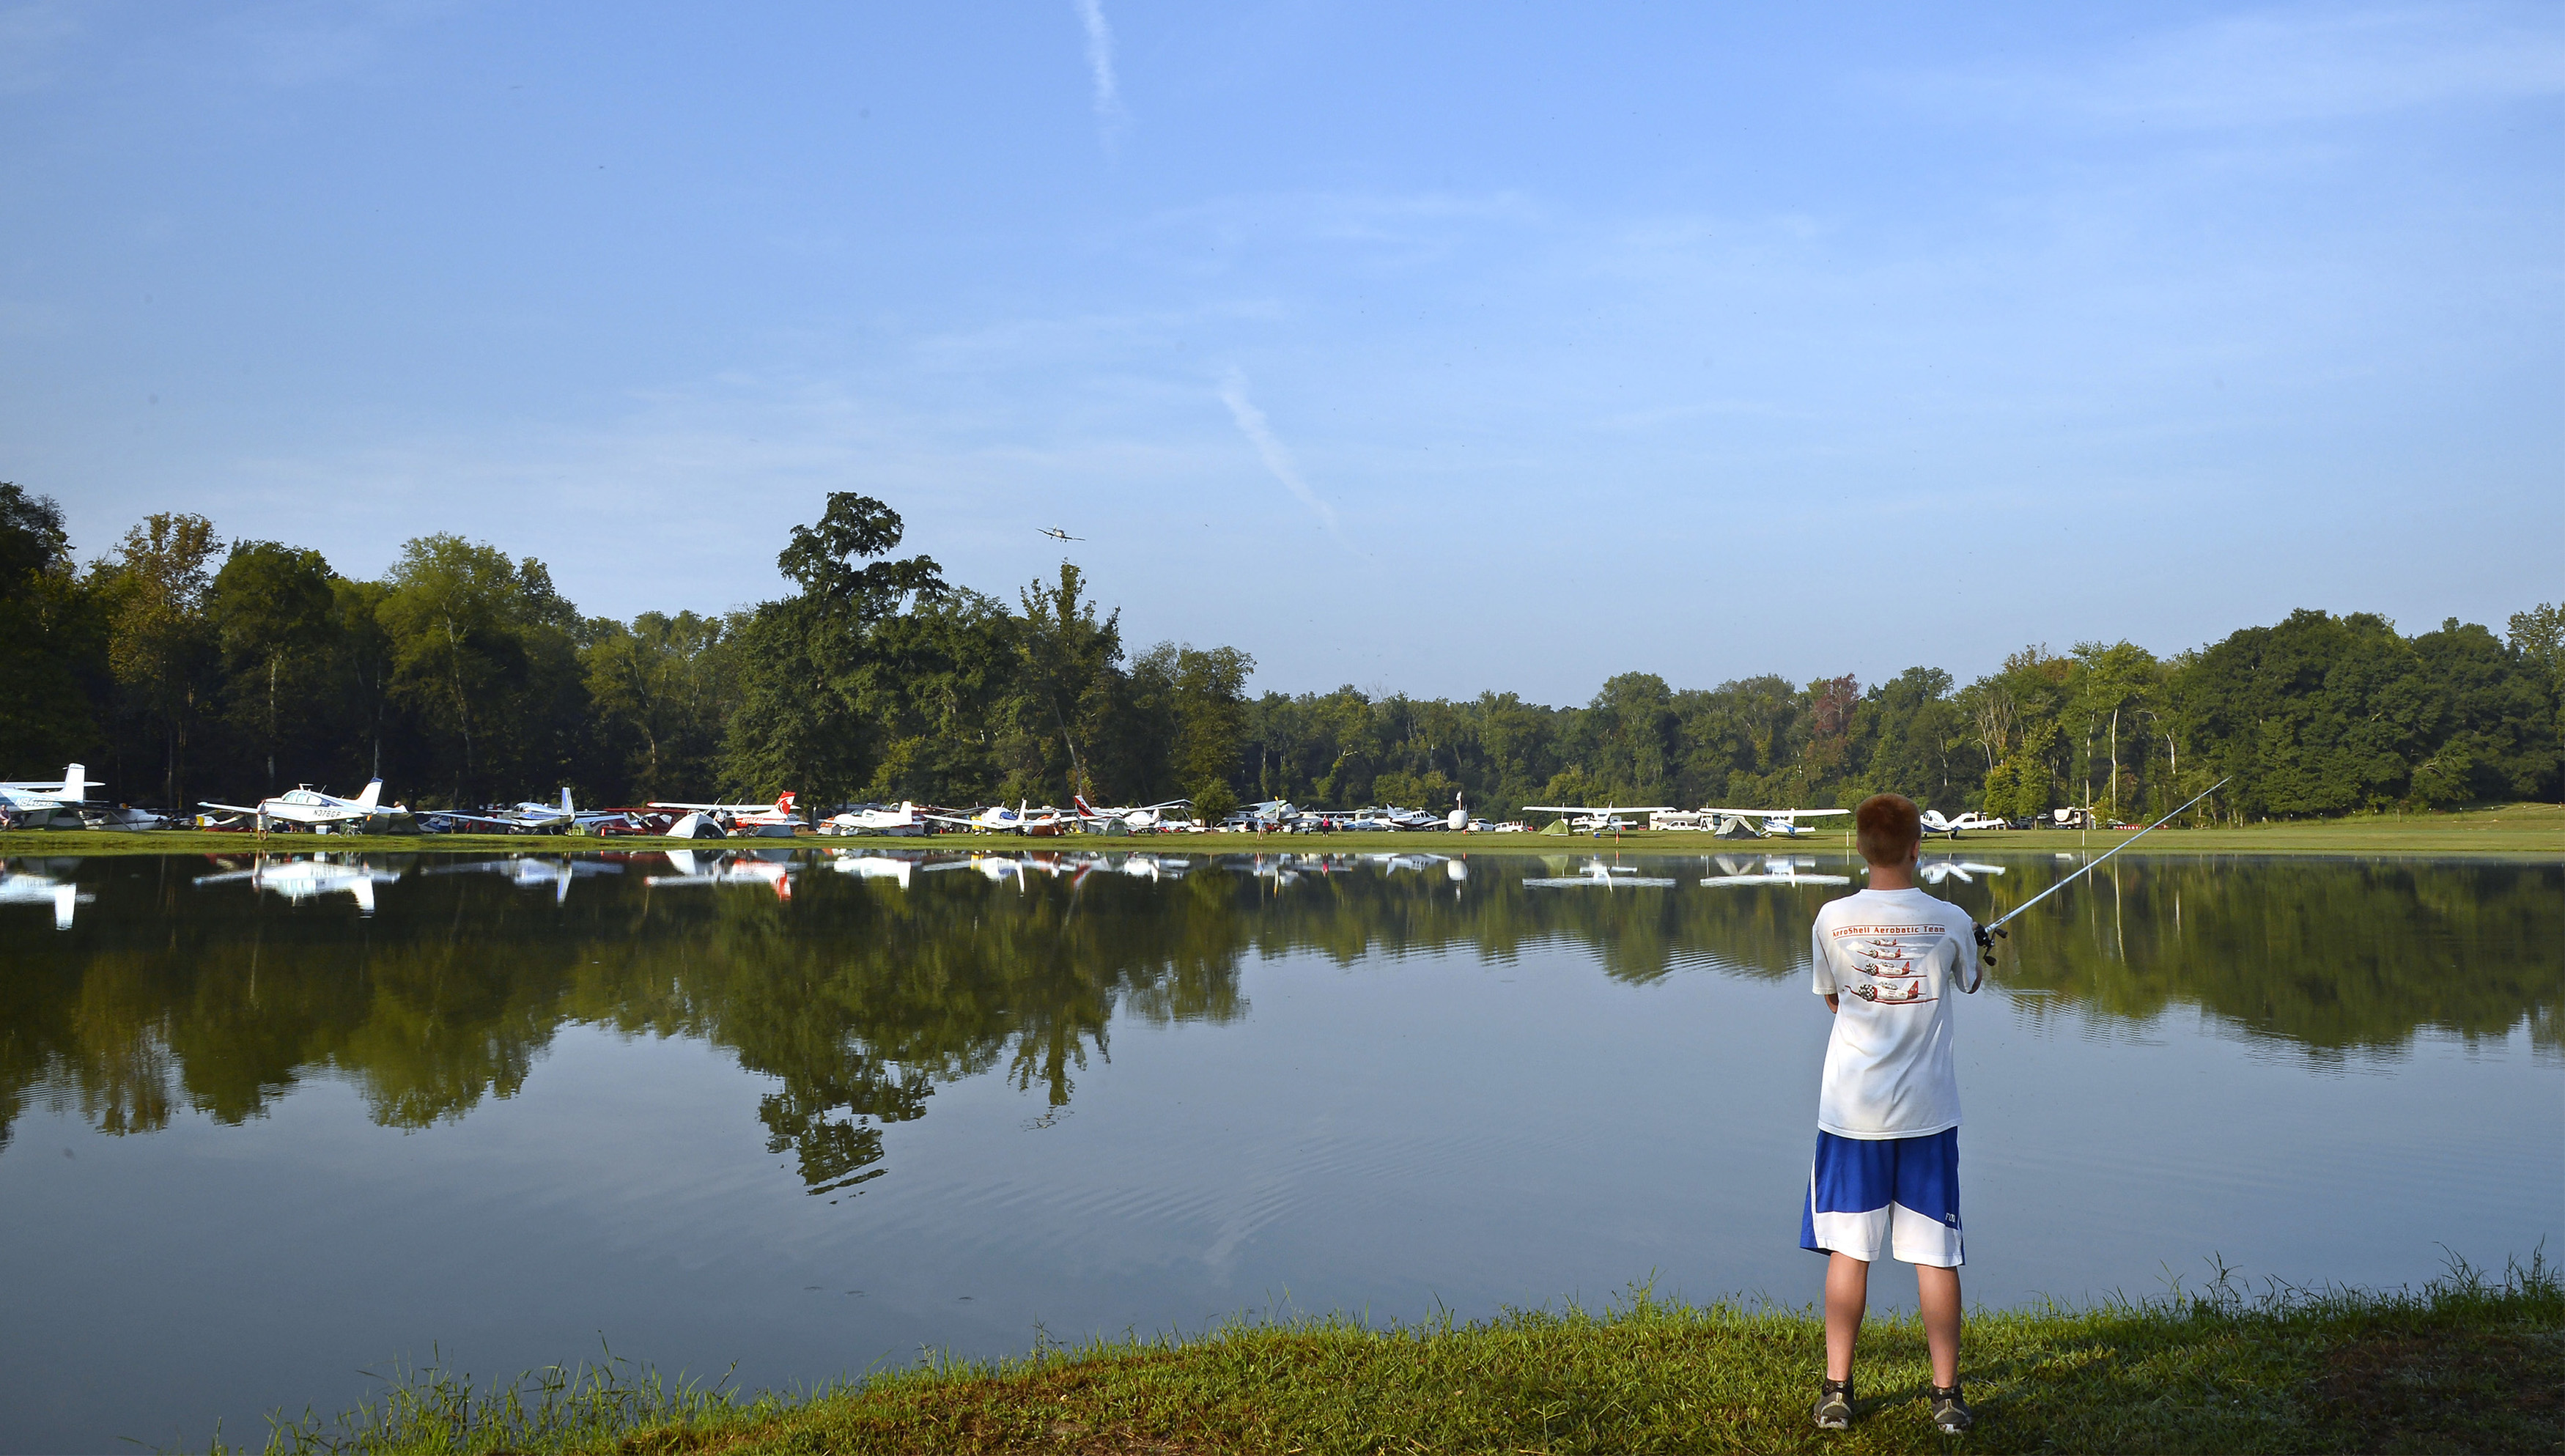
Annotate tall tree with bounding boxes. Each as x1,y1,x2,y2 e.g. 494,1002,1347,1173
0,484,108,770
97,512,223,808
207,542,337,794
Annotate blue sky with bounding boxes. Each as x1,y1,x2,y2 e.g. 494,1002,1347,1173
6,2,2558,702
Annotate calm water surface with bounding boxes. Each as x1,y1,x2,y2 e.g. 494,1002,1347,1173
1,846,2557,1451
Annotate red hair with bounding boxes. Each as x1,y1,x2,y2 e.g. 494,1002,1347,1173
1855,793,1922,866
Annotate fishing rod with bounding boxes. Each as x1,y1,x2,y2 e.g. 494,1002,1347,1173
1971,776,2231,973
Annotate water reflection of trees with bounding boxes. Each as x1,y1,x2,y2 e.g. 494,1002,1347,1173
1,852,2555,1189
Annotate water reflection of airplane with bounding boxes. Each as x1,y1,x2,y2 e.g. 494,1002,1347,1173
1916,859,2007,885
1359,852,1450,874
0,860,90,928
643,850,795,900
1522,858,1678,888
1523,804,1670,834
830,851,923,888
421,854,624,904
1700,854,1853,887
194,855,405,914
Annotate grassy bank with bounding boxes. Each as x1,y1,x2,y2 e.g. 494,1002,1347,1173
18,802,2565,860
235,1258,2561,1455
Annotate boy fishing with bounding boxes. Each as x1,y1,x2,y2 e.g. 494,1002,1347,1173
1803,792,1977,1433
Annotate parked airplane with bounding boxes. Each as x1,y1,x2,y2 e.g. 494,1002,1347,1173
194,855,405,914
1,764,103,826
199,780,403,833
649,791,804,838
1447,792,1469,832
1038,526,1083,541
1522,858,1679,888
926,800,1071,835
1072,795,1189,831
1700,854,1854,887
0,860,89,929
818,802,928,837
1522,804,1672,834
1920,809,2007,840
431,788,629,835
1691,807,1852,839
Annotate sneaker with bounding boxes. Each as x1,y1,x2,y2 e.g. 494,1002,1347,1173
1929,1383,1973,1434
1814,1378,1853,1430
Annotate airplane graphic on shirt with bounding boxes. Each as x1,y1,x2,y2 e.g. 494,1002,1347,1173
1831,922,1949,1006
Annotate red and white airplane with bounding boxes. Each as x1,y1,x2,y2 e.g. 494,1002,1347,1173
648,791,805,838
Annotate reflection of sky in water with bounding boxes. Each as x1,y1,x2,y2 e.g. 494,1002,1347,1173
0,851,2555,1451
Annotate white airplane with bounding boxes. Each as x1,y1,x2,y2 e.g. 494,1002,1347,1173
421,854,623,904
920,853,1033,889
199,780,402,833
1072,794,1190,831
1038,526,1083,541
1700,854,1854,887
649,791,805,838
1689,807,1852,839
927,800,1071,835
1521,858,1679,888
1447,792,1469,832
432,788,625,835
0,860,90,928
194,855,404,914
1916,859,2007,886
1521,804,1673,834
1920,809,2007,840
1,764,103,826
818,802,927,837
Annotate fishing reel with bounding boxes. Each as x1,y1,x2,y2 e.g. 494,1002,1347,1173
1974,922,2007,968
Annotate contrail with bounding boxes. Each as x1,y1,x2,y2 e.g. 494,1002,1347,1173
1072,0,1125,138
1219,369,1341,537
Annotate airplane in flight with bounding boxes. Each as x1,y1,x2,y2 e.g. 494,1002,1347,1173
1,764,103,826
1700,854,1854,887
1920,809,2008,840
1522,858,1678,888
199,780,402,833
1522,804,1672,835
0,860,89,929
649,791,805,838
194,855,405,914
1038,526,1083,541
1072,794,1190,832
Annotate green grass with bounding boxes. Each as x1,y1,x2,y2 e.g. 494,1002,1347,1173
223,1254,2562,1455
17,802,2564,859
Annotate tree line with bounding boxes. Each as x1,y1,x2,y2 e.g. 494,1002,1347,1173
4,483,2558,822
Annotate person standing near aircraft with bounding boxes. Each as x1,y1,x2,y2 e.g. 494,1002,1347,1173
1801,792,1979,1435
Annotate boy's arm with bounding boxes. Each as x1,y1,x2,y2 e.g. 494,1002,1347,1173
1812,913,1837,1012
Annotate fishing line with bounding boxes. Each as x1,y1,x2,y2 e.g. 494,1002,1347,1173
1968,776,2230,986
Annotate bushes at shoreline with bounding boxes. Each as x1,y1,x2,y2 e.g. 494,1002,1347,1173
237,1254,2561,1455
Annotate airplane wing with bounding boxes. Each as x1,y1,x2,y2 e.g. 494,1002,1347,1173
1697,807,1850,818
1520,805,1673,815
196,802,266,816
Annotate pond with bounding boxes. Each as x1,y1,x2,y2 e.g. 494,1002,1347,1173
1,846,2557,1451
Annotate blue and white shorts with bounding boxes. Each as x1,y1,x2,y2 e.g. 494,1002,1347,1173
1798,1127,1964,1268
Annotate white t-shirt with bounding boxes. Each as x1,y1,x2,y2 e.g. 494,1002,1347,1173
1809,887,1979,1139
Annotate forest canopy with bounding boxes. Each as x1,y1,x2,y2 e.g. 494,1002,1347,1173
4,484,2558,822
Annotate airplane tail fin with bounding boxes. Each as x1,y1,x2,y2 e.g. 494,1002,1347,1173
63,764,89,799
1074,795,1095,816
561,788,575,813
355,778,383,809
778,790,797,814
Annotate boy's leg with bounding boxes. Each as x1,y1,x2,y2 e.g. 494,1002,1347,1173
1916,1263,1961,1388
1823,1252,1869,1381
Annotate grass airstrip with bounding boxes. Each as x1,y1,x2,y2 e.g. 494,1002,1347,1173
232,1257,2561,1455
10,801,2562,860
